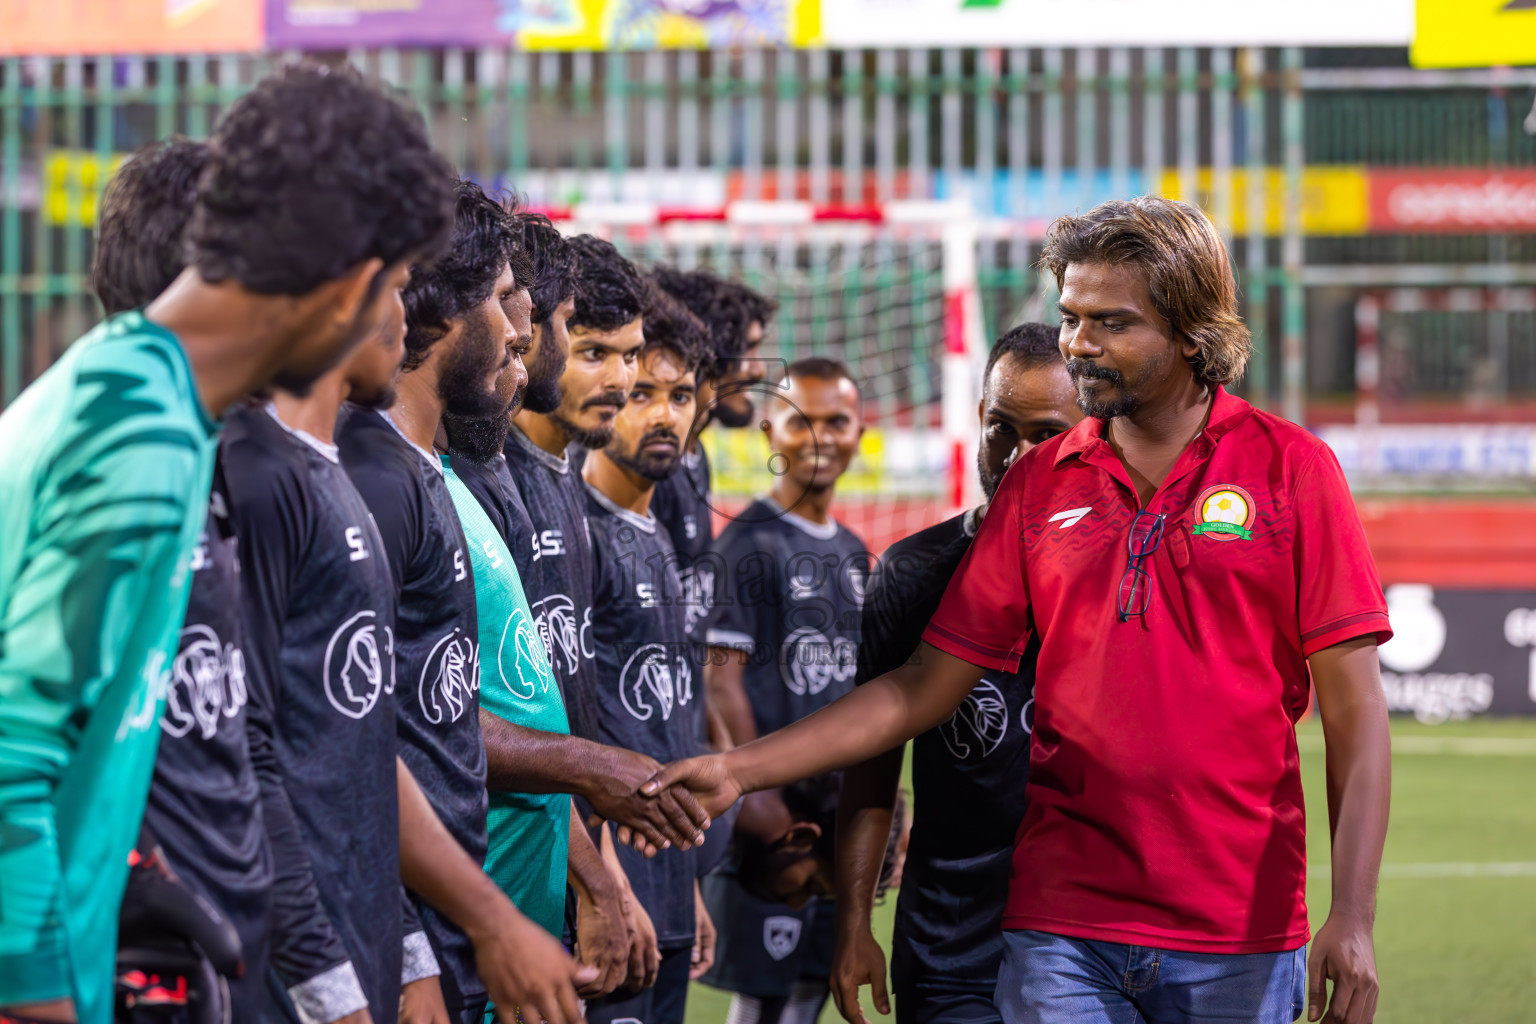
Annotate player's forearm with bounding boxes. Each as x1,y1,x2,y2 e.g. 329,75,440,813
724,644,980,794
704,650,757,746
1311,638,1392,925
478,709,615,799
395,759,523,943
566,804,619,905
834,747,905,930
597,823,635,895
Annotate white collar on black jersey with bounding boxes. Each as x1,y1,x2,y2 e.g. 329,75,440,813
962,505,984,538
378,409,444,476
264,403,340,464
760,495,839,540
508,424,575,474
585,482,658,534
681,447,703,470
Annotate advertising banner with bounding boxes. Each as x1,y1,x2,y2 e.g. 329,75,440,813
1367,169,1536,234
1380,585,1536,720
1319,424,1536,484
0,0,262,56
1413,0,1536,69
265,0,820,51
818,0,1413,47
266,0,502,49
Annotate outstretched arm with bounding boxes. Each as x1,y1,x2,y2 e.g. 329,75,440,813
643,644,983,815
1306,637,1391,1024
396,760,597,1024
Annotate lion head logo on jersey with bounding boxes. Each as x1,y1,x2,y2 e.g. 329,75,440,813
619,644,693,722
779,627,857,696
419,628,480,725
163,624,248,739
324,610,393,720
939,679,1010,760
499,607,553,701
532,594,586,676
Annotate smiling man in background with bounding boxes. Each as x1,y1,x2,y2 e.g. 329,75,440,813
698,358,871,1024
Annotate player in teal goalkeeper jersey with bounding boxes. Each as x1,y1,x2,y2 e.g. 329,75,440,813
444,460,573,938
0,313,221,1021
0,64,455,1024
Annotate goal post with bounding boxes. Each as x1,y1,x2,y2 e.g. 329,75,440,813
547,200,989,554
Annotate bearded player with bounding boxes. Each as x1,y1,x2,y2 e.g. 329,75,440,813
580,287,715,1024
442,219,708,1000
336,180,594,1024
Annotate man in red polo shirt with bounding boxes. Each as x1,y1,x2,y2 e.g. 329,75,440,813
643,197,1392,1024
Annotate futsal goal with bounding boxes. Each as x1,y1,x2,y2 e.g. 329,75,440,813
548,199,989,554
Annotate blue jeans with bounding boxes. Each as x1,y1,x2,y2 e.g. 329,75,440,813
995,930,1307,1024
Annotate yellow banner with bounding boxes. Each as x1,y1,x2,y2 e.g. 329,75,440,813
702,423,893,497
1413,0,1536,68
518,0,822,51
44,151,127,228
1156,166,1369,237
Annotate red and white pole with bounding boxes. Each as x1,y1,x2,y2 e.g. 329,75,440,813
941,213,985,516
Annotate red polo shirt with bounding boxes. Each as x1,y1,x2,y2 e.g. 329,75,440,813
922,387,1391,954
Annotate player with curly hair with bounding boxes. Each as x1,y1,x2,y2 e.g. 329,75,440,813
442,223,713,1003
0,64,454,1024
511,213,580,418
502,234,647,746
336,179,596,1024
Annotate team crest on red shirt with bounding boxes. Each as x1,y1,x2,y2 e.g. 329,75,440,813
1192,484,1257,541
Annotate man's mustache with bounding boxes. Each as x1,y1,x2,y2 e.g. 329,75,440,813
639,428,679,448
1066,358,1126,387
582,391,628,410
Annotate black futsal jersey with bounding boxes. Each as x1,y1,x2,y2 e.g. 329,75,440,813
142,458,273,1021
449,452,530,573
704,497,869,737
649,446,716,636
856,508,1035,1010
501,426,600,739
337,408,486,1009
584,484,705,949
223,405,407,1024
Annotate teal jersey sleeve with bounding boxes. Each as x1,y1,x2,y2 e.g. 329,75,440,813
443,461,570,939
0,313,217,1023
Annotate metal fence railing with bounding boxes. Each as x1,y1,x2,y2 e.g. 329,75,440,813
4,47,1535,424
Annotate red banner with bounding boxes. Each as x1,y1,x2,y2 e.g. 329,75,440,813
1368,169,1536,233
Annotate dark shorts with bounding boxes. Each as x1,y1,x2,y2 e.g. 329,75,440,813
893,988,1002,1024
889,888,1004,1024
584,945,691,1024
697,872,835,999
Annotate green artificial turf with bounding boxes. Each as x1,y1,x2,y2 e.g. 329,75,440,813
682,717,1536,1024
